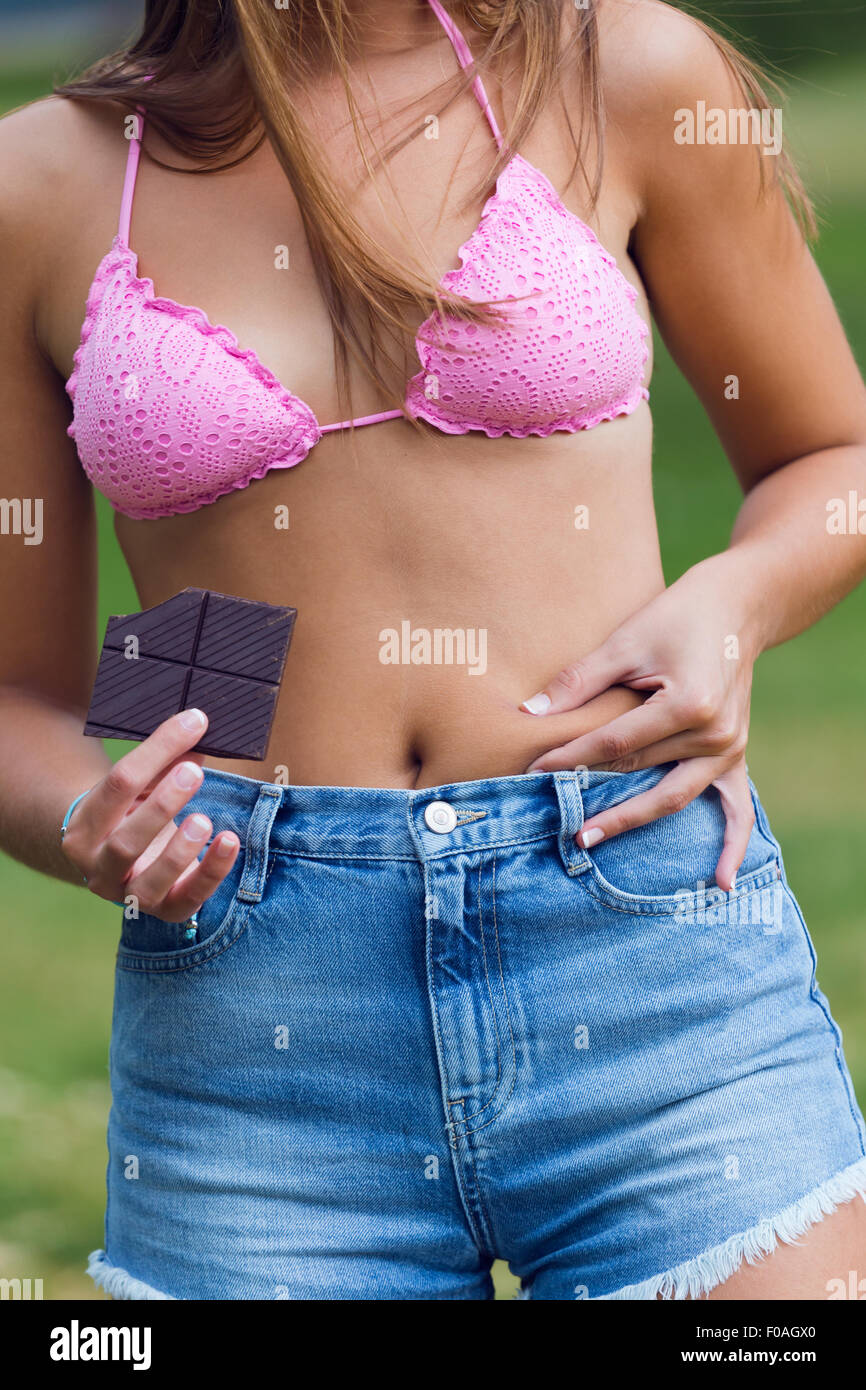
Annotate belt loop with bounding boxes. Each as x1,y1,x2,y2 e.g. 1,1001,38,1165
553,772,590,876
237,784,283,903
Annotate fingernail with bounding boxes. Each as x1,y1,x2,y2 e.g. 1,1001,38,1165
580,827,605,848
730,872,737,892
521,693,552,715
179,708,206,731
183,814,210,841
174,761,202,790
216,833,239,855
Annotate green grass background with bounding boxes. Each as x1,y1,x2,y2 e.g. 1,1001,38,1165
1,44,864,1302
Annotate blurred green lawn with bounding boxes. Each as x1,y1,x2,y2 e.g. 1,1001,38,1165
1,55,865,1303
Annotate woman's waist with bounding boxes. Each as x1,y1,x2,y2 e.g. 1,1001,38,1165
127,532,664,786
207,674,648,789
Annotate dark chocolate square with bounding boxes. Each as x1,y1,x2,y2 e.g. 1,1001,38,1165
84,588,297,759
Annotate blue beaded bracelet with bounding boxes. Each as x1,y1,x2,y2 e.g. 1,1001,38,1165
60,787,93,841
60,787,125,907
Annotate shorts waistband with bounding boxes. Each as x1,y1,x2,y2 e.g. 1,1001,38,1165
193,764,672,864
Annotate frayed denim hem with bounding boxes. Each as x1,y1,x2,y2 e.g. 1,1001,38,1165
87,1250,175,1300
601,1152,866,1300
87,1151,866,1301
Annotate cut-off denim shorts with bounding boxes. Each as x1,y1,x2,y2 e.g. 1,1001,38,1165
88,763,866,1300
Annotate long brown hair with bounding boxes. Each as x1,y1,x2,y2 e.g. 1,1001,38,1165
55,0,815,424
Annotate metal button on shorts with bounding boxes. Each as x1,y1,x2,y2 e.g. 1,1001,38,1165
424,800,458,833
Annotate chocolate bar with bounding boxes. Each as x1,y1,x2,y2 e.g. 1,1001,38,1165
85,588,297,759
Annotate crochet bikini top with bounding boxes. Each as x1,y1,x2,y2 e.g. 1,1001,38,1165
65,0,650,520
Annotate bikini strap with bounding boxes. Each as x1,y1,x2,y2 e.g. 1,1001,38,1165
425,0,505,152
117,103,146,244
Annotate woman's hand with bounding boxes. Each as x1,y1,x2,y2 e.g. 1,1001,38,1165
60,709,240,920
521,558,758,891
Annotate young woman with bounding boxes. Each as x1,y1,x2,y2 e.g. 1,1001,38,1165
1,0,865,1301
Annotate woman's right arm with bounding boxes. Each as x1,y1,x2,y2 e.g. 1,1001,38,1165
0,103,239,917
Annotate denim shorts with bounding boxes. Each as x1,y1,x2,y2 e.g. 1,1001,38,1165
88,763,866,1300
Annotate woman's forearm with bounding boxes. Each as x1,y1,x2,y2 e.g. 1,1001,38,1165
0,687,112,882
700,444,866,657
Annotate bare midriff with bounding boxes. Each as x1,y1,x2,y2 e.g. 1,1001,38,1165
116,403,661,789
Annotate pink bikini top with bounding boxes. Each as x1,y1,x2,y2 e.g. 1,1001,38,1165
66,0,649,520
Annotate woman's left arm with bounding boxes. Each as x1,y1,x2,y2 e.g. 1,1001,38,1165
523,4,866,889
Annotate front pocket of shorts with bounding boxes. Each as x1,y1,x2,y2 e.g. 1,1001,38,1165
580,781,781,914
116,846,251,973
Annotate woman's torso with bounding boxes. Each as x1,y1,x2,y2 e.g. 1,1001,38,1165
38,7,661,788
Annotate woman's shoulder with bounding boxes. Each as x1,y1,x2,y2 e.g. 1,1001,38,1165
0,95,124,253
0,94,128,329
590,0,763,217
594,0,745,124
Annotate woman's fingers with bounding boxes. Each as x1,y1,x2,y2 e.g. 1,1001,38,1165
137,829,241,923
521,639,632,716
58,706,243,920
711,762,755,892
97,759,205,885
68,709,208,846
577,759,711,845
124,812,215,911
138,750,207,798
575,756,753,893
525,693,692,773
525,723,744,776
